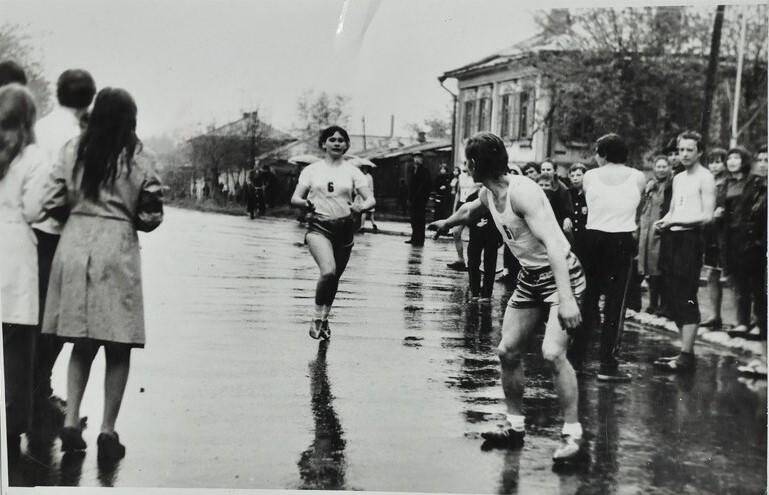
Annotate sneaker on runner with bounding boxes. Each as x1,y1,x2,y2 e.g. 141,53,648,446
320,320,331,340
447,261,466,271
309,319,323,339
597,365,631,382
553,434,583,462
480,428,524,449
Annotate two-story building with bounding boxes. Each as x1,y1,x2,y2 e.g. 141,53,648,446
440,34,596,173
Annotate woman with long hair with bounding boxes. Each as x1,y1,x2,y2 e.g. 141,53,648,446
0,83,46,459
40,87,163,460
291,126,374,340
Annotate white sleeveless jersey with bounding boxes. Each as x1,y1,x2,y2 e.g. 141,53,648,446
484,176,570,270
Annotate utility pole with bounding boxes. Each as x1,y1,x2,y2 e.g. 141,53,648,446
730,7,748,147
362,116,367,151
700,5,725,149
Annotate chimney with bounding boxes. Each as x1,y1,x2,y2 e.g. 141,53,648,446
417,131,426,143
390,115,395,137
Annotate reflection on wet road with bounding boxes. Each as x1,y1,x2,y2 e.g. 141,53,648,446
8,208,766,493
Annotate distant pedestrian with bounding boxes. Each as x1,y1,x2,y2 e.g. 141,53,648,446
0,84,46,459
290,126,374,340
653,131,715,373
434,163,453,220
357,164,378,232
447,164,479,268
40,87,164,460
406,151,431,246
29,68,96,426
581,133,646,382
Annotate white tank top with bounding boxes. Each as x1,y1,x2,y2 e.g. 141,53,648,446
585,169,642,232
484,177,569,269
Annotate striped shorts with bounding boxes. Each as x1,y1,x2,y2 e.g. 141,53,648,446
508,251,586,309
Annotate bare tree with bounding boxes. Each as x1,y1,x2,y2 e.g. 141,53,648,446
0,23,51,112
294,90,351,140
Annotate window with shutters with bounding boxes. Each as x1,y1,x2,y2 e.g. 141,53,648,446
463,100,474,139
517,88,535,139
499,94,511,138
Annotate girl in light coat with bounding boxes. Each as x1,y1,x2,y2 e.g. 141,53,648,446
0,83,46,458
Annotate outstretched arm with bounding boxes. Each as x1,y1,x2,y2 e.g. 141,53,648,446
428,196,486,235
515,180,581,329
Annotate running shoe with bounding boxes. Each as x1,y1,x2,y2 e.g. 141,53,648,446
552,434,583,463
60,426,87,452
596,365,631,382
97,432,126,460
320,320,331,340
447,261,466,271
480,428,525,450
309,319,323,339
653,355,696,373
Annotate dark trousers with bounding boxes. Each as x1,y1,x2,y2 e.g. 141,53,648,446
409,202,426,245
33,229,62,404
467,231,498,298
581,230,636,369
3,324,36,438
734,246,767,335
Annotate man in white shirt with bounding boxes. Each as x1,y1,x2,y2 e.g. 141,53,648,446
447,165,480,270
653,130,715,373
30,69,96,424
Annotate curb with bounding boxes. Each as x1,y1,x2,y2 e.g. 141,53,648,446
625,309,763,358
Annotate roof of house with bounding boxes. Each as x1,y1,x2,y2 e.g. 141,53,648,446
360,138,452,161
189,112,296,144
440,33,572,80
256,134,420,161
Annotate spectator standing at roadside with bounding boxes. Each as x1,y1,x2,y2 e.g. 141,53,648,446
581,134,646,382
0,84,46,459
700,148,729,329
736,146,767,376
28,69,96,426
540,159,574,236
637,156,673,315
653,131,715,373
568,163,589,266
521,161,540,182
717,146,758,337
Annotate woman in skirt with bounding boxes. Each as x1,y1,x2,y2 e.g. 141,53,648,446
40,87,163,460
291,126,374,340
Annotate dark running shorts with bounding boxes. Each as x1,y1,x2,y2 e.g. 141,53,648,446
660,229,702,326
306,215,356,249
508,251,586,309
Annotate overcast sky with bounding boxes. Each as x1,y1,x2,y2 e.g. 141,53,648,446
2,0,743,140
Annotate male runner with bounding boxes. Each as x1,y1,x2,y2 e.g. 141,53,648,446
653,131,715,372
429,132,585,463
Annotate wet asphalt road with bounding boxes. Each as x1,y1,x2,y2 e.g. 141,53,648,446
9,207,767,493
